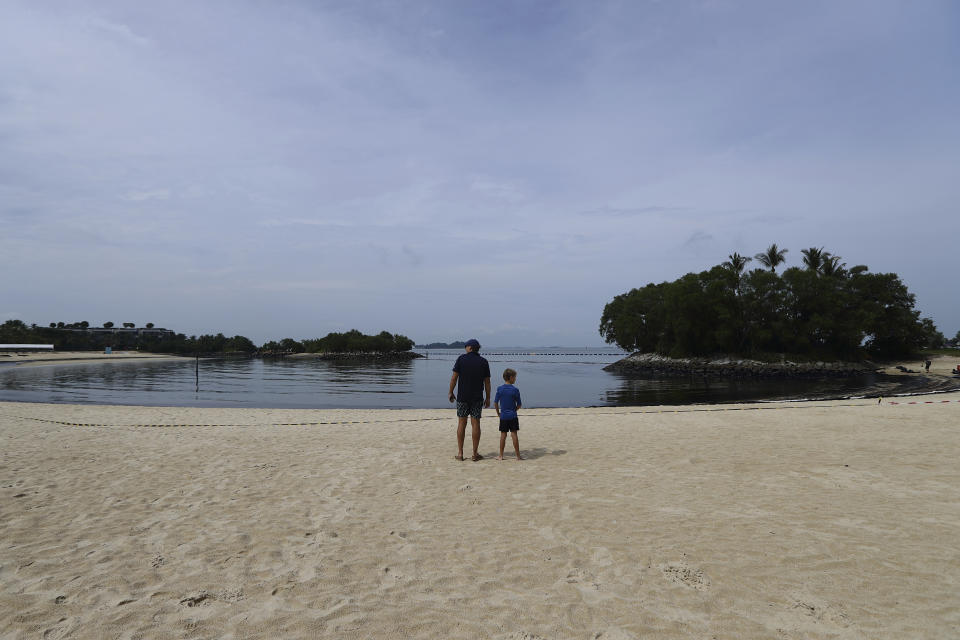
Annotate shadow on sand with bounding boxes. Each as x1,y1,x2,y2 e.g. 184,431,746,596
479,447,568,460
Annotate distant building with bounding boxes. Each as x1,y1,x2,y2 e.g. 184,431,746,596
53,327,177,339
0,344,54,351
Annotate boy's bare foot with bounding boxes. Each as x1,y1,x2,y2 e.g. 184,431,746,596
454,455,464,461
497,455,504,460
472,453,484,461
516,455,524,460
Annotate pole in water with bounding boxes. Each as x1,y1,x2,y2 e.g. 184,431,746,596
195,352,199,392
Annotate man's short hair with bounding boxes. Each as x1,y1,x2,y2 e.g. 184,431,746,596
503,368,517,381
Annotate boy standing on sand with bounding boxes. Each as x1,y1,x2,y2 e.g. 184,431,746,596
494,368,523,461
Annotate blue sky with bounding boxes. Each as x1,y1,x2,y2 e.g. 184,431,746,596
2,1,958,345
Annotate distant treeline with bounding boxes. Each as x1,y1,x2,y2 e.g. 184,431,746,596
262,330,414,354
0,320,257,354
416,341,467,349
600,245,949,361
0,321,415,355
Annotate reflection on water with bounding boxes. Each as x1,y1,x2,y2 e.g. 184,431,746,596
0,349,887,409
604,373,881,406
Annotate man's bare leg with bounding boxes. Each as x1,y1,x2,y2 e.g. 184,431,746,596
512,431,523,460
471,416,482,460
498,432,507,460
456,416,468,460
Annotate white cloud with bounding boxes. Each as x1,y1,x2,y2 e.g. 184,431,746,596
121,189,170,202
84,17,151,47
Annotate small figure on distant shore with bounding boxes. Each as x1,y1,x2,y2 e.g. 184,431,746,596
924,359,931,373
448,339,490,461
495,368,523,461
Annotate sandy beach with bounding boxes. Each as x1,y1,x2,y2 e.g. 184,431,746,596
2,389,959,639
0,351,192,368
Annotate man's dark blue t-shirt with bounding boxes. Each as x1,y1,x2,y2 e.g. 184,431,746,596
452,352,491,402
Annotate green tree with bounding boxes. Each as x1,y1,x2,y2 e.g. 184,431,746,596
279,338,305,353
393,333,414,351
820,254,846,278
721,252,752,298
225,335,257,353
601,253,930,360
801,247,824,272
919,319,945,349
755,243,789,273
721,252,752,276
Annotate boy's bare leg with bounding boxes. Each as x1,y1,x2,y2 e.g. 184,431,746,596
470,417,482,459
512,431,523,460
456,416,468,459
498,432,507,460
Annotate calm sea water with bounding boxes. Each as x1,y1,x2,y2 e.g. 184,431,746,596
0,348,883,408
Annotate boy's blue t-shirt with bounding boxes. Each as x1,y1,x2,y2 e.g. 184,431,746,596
494,384,522,419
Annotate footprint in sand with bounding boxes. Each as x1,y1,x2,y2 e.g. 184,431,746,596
179,592,210,607
564,567,609,604
661,560,711,590
791,599,851,627
592,629,637,640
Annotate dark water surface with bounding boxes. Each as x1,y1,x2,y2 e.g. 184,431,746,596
0,349,887,408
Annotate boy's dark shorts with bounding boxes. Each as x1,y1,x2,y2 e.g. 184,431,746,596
456,400,483,419
499,417,519,432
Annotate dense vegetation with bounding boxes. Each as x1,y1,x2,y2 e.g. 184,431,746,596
0,322,415,355
0,320,257,354
599,246,950,360
262,330,414,354
416,341,467,349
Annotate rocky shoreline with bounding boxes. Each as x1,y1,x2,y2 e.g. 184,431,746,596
604,352,876,378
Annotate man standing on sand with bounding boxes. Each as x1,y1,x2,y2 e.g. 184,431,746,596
448,339,491,461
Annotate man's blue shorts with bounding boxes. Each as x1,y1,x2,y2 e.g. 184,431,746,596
456,400,483,419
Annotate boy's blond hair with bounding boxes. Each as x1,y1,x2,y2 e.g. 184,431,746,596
502,368,517,382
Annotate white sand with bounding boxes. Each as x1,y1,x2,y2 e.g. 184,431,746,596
2,391,959,639
0,351,191,368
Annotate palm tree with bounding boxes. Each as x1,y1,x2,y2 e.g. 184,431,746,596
755,243,788,273
722,252,752,276
721,252,752,297
820,254,846,277
801,247,825,272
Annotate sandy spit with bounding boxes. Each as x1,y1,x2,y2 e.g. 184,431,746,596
0,351,192,368
2,393,959,639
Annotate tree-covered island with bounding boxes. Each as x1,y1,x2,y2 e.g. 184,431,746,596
0,322,417,359
600,246,947,376
415,341,467,349
262,330,420,360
